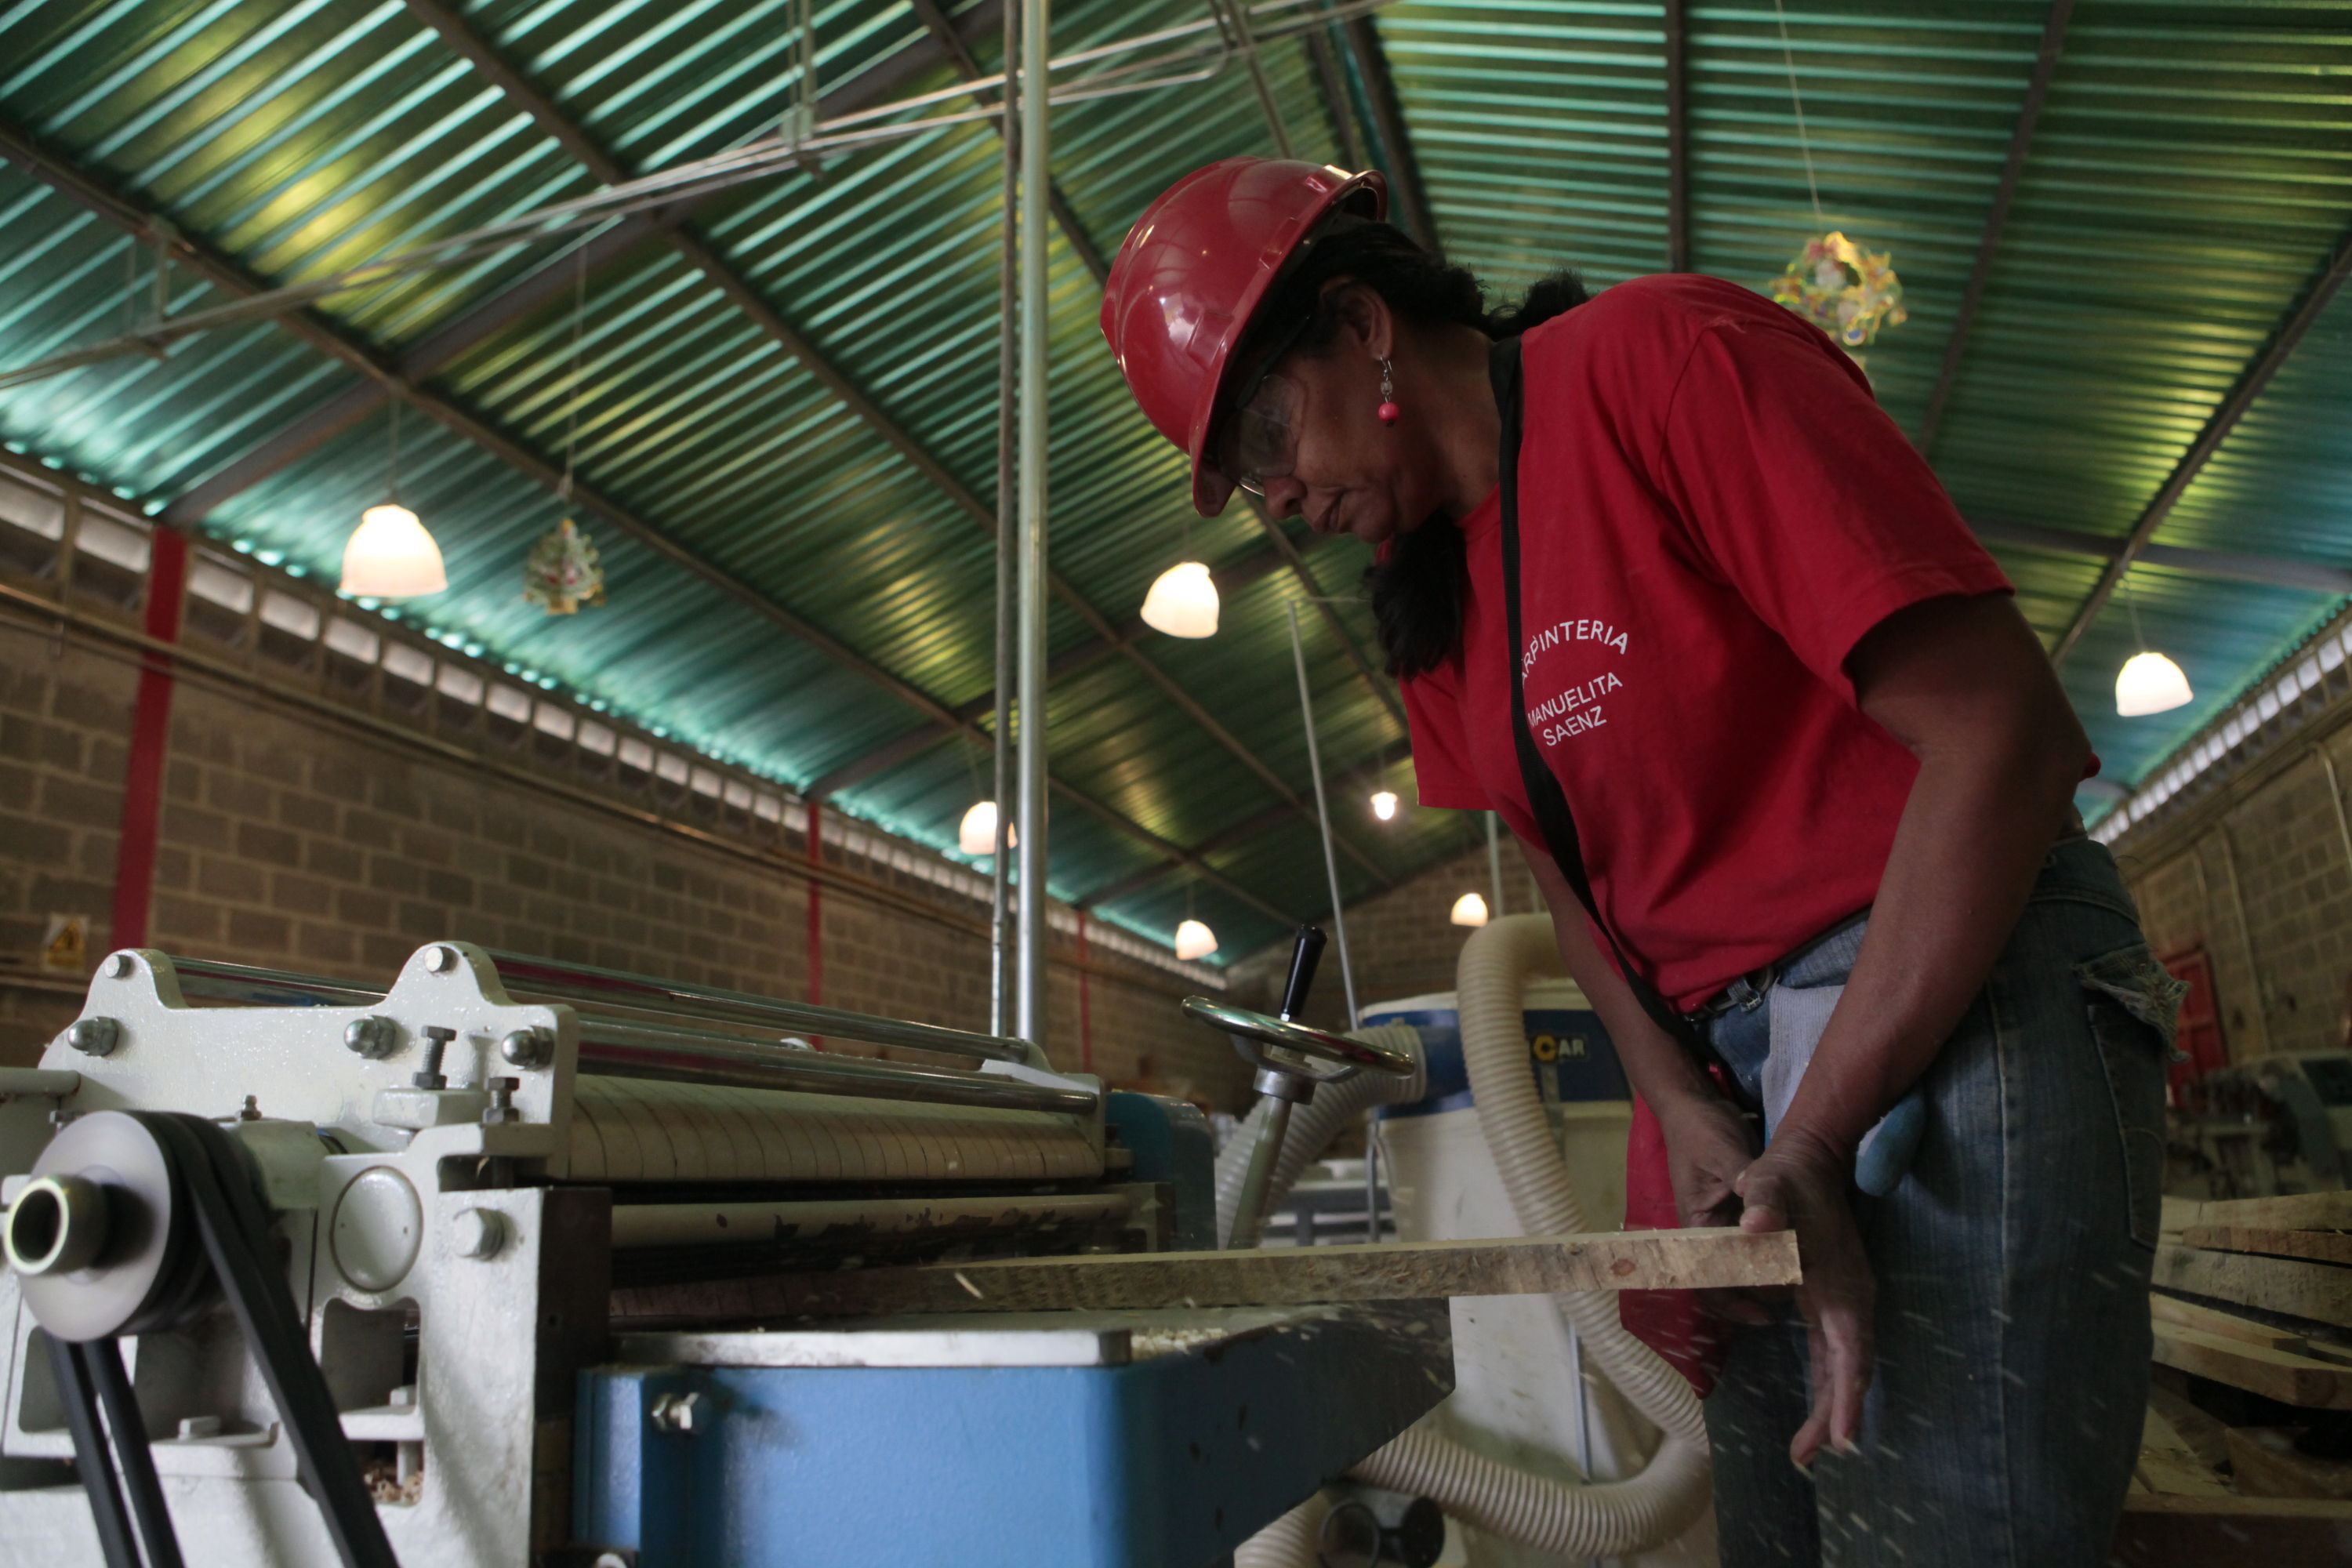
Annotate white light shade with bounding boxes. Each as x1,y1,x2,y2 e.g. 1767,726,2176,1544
956,800,1016,855
1370,789,1399,822
2115,651,2193,717
1173,918,1218,960
1450,891,1490,927
341,503,447,597
1140,561,1219,638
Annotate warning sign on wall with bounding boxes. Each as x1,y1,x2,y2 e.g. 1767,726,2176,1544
41,914,88,973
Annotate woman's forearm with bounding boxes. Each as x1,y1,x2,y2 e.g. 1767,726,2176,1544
1773,601,2089,1161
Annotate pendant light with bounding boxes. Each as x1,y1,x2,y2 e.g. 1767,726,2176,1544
1172,880,1216,961
957,800,1017,856
342,402,446,598
1370,789,1399,822
1174,918,1218,960
2116,652,2193,717
1142,561,1219,638
1450,891,1489,927
2114,572,2193,717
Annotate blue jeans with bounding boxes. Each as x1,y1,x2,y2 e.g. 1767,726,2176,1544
1700,837,2180,1566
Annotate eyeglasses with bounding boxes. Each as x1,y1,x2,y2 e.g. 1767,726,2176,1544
1214,313,1317,496
1215,371,1305,496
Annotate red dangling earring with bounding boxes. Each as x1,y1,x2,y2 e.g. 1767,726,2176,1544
1377,358,1399,426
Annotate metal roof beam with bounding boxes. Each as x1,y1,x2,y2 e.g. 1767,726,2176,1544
1304,23,1371,171
1662,0,1690,273
1339,14,1437,254
1076,750,1433,913
903,0,1110,282
1971,517,2352,597
0,116,1291,923
148,14,1000,526
2050,222,2352,666
400,0,1393,890
1915,0,2073,456
808,539,1307,800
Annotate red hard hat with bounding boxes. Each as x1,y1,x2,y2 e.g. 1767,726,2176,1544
1101,157,1388,514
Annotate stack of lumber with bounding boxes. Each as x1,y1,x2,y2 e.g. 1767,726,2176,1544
2151,1192,2352,1408
2114,1192,2352,1563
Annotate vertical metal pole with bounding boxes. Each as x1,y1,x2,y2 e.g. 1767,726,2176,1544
1288,603,1359,1025
1487,810,1504,916
1014,0,1051,1047
988,0,1021,1040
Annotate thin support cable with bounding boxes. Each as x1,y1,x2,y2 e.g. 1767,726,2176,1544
557,245,587,503
1289,601,1358,1025
1771,0,1826,223
386,401,402,506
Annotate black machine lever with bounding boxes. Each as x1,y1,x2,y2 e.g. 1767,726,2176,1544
1277,924,1326,1022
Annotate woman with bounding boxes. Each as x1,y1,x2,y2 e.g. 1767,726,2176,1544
1102,158,2183,1566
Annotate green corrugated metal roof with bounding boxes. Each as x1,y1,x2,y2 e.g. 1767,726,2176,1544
2,0,2348,964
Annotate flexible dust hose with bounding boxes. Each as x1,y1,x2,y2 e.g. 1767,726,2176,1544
1348,911,1711,1558
1211,1022,1428,1247
1233,1494,1326,1568
1351,1421,1713,1561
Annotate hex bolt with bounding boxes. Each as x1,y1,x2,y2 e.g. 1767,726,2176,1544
499,1026,552,1069
648,1391,701,1435
412,1026,456,1091
102,953,134,979
65,1018,121,1058
343,1014,400,1060
423,944,459,974
449,1207,506,1261
484,1078,520,1125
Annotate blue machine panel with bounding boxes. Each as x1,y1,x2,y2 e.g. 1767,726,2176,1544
575,1302,1450,1568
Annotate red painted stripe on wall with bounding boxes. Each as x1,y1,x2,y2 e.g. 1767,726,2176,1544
109,528,189,950
804,798,824,1048
1077,910,1094,1072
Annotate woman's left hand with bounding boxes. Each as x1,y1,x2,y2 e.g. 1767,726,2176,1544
1734,1133,1875,1468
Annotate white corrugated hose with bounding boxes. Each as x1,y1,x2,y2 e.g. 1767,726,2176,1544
1227,917,1714,1566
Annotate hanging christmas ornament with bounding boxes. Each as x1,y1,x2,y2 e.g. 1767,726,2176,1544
526,243,605,615
523,517,605,615
1771,231,1907,350
1760,0,1906,354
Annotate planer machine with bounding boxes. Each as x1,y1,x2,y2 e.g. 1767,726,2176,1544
0,939,1446,1568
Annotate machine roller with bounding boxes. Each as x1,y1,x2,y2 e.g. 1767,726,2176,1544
0,940,1449,1568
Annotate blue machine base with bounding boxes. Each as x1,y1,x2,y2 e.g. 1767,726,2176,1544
575,1302,1450,1568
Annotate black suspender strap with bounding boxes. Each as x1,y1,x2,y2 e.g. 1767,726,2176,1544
1490,337,1711,1055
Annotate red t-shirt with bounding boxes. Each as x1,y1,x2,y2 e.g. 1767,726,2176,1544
1403,274,2012,1009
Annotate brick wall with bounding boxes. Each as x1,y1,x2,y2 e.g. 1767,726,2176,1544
1232,732,2352,1073
0,615,1248,1105
2111,734,2352,1062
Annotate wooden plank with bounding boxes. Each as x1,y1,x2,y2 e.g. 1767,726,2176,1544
2153,1290,2313,1351
2154,1245,2352,1327
2136,1405,2230,1495
2151,1324,2352,1409
2113,1493,2352,1567
2181,1224,2352,1267
2227,1427,2352,1501
2165,1192,2352,1233
2147,1383,2233,1472
613,1229,1800,1322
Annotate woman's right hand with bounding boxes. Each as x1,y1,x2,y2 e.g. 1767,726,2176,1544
1655,1091,1773,1324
